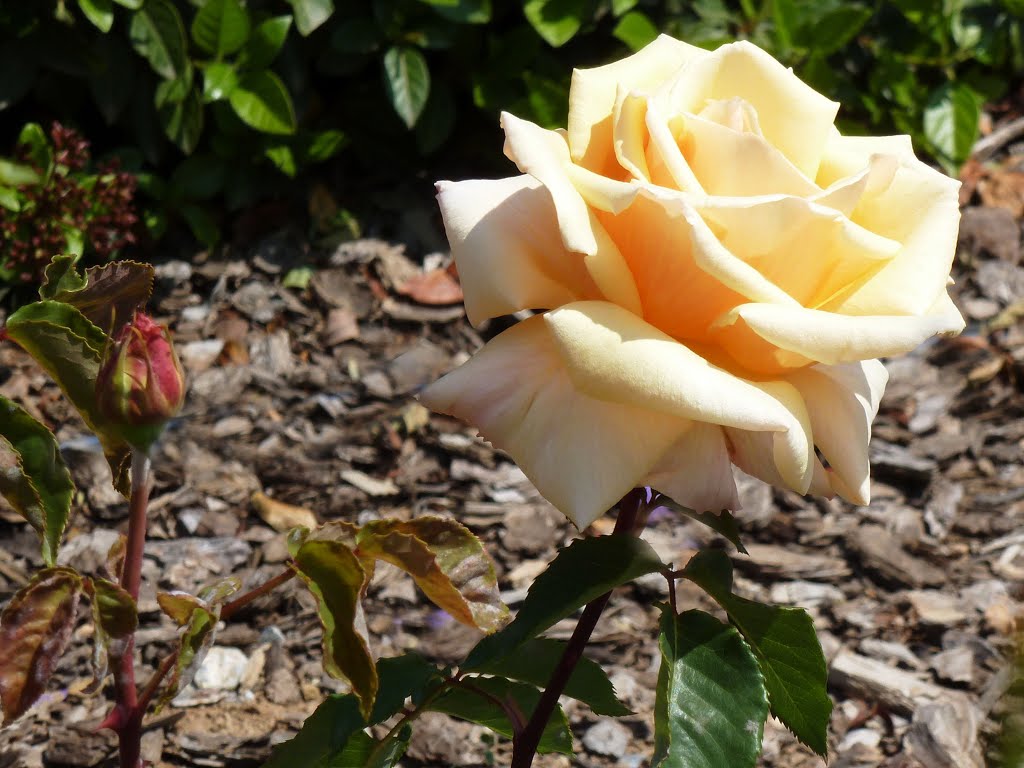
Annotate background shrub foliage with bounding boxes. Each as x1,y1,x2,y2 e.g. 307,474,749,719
1,0,1021,265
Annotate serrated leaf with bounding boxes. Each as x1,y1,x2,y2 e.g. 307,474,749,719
655,496,747,554
0,396,75,566
42,260,155,335
129,0,189,80
681,550,831,755
523,0,587,47
357,517,507,632
287,0,334,35
85,577,137,691
228,70,296,135
473,637,631,716
923,82,981,170
294,539,377,720
78,0,114,32
191,0,251,57
382,45,430,129
0,567,83,723
652,608,768,767
430,676,573,754
465,535,664,668
238,15,292,69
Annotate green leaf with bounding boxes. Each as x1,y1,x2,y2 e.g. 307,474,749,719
170,155,226,200
114,0,143,7
294,539,377,720
419,0,492,24
287,0,334,35
157,601,219,709
78,0,115,32
228,70,297,134
613,10,659,51
303,129,348,162
356,517,507,632
522,71,568,129
263,694,365,768
0,568,83,723
414,79,456,154
655,496,747,555
238,15,292,69
371,653,444,723
202,61,239,101
85,576,137,689
0,397,74,566
923,82,981,170
158,86,205,154
652,608,768,767
523,0,588,47
810,6,872,55
180,204,220,247
465,535,664,668
17,124,51,173
191,0,251,57
0,186,20,212
129,0,189,80
474,638,631,716
265,145,297,177
681,550,831,755
382,45,430,129
0,160,41,188
431,677,573,754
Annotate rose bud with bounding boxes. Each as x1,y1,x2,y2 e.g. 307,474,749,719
96,313,185,449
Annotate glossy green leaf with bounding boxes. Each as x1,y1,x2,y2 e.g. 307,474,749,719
474,637,631,716
114,0,143,7
0,396,75,566
303,129,348,162
681,550,831,755
420,0,492,24
294,539,377,720
129,0,189,80
263,694,365,768
371,653,443,723
17,124,50,173
78,0,114,32
202,62,239,101
613,10,659,51
465,535,664,668
0,186,20,212
655,496,747,555
287,0,334,35
652,608,767,767
0,568,83,723
382,45,430,129
0,160,40,188
191,0,251,57
923,82,981,171
523,0,588,47
238,15,292,69
811,6,872,55
431,676,573,754
228,70,296,134
356,517,507,632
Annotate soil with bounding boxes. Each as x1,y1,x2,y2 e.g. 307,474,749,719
1,141,1024,768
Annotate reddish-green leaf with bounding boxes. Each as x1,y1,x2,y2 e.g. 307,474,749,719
293,539,377,720
0,567,83,723
0,396,75,565
45,260,156,335
357,517,507,632
85,577,137,691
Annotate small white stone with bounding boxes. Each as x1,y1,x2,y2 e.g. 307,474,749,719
194,646,249,691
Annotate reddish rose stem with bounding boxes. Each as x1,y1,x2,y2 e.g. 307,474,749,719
112,448,151,768
510,489,648,768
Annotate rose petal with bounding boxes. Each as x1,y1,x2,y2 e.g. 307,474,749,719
663,41,839,179
695,194,901,307
568,34,704,173
612,87,651,180
501,113,643,315
436,176,598,325
643,421,739,513
723,379,814,495
543,301,800,436
419,315,691,528
788,360,888,505
712,302,964,368
644,93,704,193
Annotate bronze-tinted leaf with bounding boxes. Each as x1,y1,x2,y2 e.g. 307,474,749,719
156,602,219,711
157,591,204,626
0,567,83,722
293,539,377,720
85,577,137,691
357,517,507,633
41,258,156,335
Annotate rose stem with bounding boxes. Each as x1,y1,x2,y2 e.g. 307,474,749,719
134,567,297,715
112,448,152,768
510,488,649,768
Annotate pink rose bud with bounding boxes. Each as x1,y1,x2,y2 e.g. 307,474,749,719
96,313,185,449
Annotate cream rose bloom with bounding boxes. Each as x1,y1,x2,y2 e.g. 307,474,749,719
421,35,964,529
